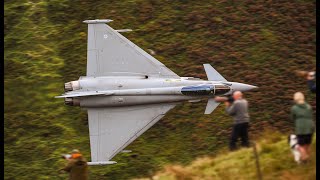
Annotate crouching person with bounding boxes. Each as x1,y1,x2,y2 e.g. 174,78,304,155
59,149,88,180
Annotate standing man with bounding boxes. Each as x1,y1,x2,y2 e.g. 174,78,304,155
59,149,88,180
224,91,250,151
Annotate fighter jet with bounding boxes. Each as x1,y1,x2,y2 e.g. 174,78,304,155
56,19,257,165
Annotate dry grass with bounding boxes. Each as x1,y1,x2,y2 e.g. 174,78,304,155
137,133,316,180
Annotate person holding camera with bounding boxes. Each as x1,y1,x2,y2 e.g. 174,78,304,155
295,70,316,93
215,91,250,151
59,149,88,180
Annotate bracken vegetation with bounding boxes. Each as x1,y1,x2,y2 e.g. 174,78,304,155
135,132,316,180
4,0,315,179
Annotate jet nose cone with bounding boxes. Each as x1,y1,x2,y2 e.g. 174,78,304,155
231,82,258,92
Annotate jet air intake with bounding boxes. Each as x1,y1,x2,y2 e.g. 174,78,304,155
64,81,80,92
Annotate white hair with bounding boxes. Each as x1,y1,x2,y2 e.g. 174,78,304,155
293,92,305,104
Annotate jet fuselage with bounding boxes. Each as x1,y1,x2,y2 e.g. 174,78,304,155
64,76,256,107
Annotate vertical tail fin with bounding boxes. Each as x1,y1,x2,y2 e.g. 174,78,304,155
203,64,227,81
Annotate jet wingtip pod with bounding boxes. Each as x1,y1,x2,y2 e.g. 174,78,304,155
83,19,113,24
87,161,117,166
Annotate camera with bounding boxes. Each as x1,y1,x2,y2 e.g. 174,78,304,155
61,154,72,159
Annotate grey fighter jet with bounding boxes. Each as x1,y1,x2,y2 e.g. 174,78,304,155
56,19,257,165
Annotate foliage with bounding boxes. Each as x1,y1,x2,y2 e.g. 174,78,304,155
136,132,316,180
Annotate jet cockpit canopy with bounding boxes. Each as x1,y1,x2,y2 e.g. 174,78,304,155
181,84,230,96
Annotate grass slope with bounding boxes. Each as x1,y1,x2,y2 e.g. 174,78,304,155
4,0,316,179
136,132,316,180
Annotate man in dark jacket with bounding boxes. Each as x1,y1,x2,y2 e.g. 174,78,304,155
60,149,88,180
306,71,316,93
295,70,316,93
225,91,250,151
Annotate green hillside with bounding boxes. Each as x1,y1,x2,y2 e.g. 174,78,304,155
135,132,316,180
4,0,316,179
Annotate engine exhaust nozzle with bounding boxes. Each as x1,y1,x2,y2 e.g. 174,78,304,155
64,81,80,92
65,98,80,106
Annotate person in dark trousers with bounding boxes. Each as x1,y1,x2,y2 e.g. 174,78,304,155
59,149,88,180
225,91,250,151
291,92,314,163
